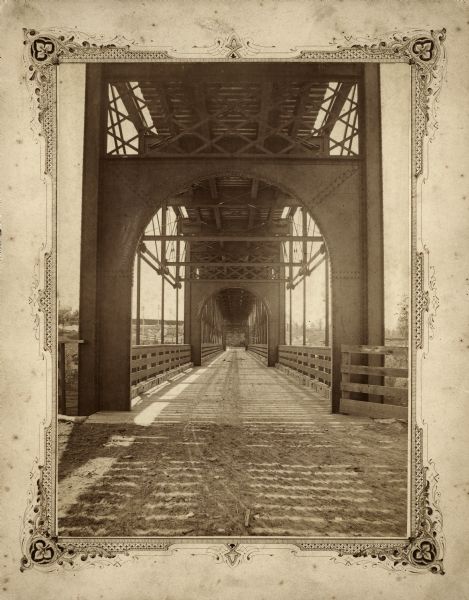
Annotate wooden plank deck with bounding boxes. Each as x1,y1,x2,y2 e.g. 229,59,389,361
58,349,407,538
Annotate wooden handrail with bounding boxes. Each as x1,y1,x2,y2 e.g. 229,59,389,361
340,344,408,417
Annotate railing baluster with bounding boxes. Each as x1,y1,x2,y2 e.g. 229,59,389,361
340,345,408,418
276,344,332,398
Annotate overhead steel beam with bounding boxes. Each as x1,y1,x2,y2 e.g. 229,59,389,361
104,61,362,82
143,234,323,243
171,187,296,208
183,278,288,283
165,261,303,267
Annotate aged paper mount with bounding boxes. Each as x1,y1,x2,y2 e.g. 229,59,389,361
1,2,468,599
22,27,443,569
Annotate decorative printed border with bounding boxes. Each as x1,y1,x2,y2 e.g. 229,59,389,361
22,28,446,574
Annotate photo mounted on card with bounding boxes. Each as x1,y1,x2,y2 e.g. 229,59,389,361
23,28,445,572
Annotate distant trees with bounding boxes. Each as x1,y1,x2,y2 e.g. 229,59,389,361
396,294,409,339
58,307,79,326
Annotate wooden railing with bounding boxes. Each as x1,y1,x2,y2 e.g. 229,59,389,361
131,344,192,396
57,340,83,415
276,345,331,397
201,343,224,362
340,345,408,419
248,344,268,361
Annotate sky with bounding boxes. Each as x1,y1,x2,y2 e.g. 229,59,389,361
57,63,409,332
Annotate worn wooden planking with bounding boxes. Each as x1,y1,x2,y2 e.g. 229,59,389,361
278,344,331,356
341,364,408,377
341,344,408,355
340,398,408,420
341,382,408,399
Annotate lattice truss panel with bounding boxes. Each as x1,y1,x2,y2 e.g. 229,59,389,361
201,295,224,343
106,80,359,157
138,174,325,284
283,209,326,290
140,206,186,288
248,297,269,343
191,263,280,281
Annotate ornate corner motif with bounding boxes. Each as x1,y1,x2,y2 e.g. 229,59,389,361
297,425,444,574
329,455,444,574
310,29,446,176
24,28,171,65
20,458,126,572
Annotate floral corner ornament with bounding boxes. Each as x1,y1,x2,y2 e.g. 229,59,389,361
31,37,56,63
411,38,435,62
20,464,120,572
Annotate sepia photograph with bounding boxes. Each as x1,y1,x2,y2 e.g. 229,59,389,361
56,58,410,539
4,2,469,598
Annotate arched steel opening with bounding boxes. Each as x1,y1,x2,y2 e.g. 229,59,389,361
129,175,331,400
199,287,270,359
76,62,388,417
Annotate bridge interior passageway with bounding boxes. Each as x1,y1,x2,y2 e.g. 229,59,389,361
57,62,410,541
58,349,407,538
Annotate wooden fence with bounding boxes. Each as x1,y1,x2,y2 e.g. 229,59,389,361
131,344,192,397
248,344,268,361
201,343,224,362
276,345,331,397
340,345,408,419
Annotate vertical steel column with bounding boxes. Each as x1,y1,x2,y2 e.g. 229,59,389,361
289,218,293,346
136,252,141,345
175,288,179,344
363,64,385,399
175,218,180,344
302,207,307,346
78,64,103,416
161,204,166,344
325,253,330,346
